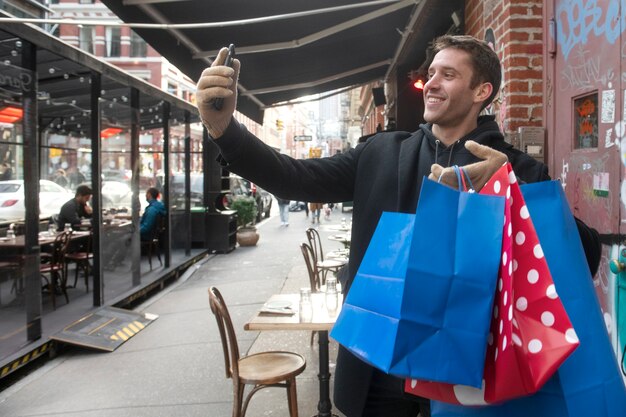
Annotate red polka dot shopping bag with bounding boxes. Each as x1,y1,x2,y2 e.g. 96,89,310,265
405,163,579,404
332,172,505,387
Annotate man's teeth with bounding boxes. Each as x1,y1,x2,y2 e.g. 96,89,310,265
428,97,443,103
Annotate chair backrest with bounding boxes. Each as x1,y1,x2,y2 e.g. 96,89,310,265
208,287,240,381
152,214,166,241
51,231,72,265
300,242,320,291
305,227,324,263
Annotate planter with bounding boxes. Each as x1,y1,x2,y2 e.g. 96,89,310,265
237,226,259,246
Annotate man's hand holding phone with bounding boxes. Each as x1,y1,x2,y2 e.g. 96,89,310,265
196,44,240,139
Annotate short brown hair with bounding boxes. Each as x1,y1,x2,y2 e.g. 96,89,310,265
75,185,92,197
432,35,502,109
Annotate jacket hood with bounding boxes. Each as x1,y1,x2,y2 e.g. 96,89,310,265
418,115,511,167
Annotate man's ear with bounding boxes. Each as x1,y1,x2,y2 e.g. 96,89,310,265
474,82,493,104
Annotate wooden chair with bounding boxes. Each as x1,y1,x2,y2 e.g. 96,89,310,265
305,227,346,284
208,287,306,417
141,215,165,270
300,242,321,292
64,232,93,292
300,243,321,345
41,231,72,310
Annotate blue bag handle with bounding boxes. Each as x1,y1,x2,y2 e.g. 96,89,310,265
444,165,475,192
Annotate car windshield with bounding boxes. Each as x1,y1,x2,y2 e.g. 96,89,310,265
0,183,20,193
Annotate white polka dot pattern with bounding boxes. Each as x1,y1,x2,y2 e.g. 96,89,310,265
403,164,579,406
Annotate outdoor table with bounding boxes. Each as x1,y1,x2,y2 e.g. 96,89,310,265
327,233,351,249
245,292,342,417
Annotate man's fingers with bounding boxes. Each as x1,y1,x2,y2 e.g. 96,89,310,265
465,140,507,164
429,163,444,180
212,47,230,67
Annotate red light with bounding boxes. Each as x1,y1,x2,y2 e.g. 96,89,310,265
0,106,23,123
100,127,123,138
1,199,18,207
413,79,424,90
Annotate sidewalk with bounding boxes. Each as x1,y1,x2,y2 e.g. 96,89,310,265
0,205,349,417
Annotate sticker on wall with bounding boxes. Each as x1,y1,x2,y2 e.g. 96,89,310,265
593,172,609,197
602,89,615,123
605,128,614,148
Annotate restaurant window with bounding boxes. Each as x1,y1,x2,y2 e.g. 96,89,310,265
574,93,598,149
105,27,121,58
130,31,147,58
79,26,94,54
167,83,177,96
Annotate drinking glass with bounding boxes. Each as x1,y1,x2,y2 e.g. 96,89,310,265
325,276,338,312
299,287,313,322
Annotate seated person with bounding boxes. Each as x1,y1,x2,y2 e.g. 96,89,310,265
140,187,166,242
57,185,93,231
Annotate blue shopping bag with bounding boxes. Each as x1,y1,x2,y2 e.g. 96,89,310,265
432,180,626,417
331,178,505,387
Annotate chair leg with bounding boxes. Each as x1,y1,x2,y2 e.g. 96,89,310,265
58,270,69,304
233,383,244,417
84,261,89,292
155,243,162,266
73,261,79,288
286,378,299,417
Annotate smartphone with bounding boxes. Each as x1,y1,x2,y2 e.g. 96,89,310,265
213,44,236,111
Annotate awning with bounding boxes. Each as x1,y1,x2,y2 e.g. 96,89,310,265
100,0,462,124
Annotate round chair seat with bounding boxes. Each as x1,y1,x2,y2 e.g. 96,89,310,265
317,259,346,269
238,351,306,384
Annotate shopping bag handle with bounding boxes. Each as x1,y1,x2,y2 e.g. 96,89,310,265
445,165,475,192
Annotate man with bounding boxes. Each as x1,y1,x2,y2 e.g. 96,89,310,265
57,184,93,231
140,187,166,242
196,35,601,417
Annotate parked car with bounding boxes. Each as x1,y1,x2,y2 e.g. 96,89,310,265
0,179,73,222
226,175,272,223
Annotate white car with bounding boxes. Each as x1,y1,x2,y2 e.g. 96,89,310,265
0,179,74,222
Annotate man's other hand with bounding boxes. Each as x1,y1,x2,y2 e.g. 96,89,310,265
428,141,508,191
196,47,240,138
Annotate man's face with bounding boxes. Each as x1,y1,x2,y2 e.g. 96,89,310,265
146,191,152,202
78,194,91,205
423,48,483,128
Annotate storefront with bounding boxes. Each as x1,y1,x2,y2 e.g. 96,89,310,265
0,21,209,372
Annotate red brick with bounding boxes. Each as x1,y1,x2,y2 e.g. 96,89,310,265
508,93,542,105
507,68,543,80
506,56,531,68
510,17,543,29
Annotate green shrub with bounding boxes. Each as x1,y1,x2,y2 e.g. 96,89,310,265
230,196,258,228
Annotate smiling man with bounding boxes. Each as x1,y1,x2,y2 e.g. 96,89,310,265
196,35,600,417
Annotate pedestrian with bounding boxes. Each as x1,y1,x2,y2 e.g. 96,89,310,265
276,196,290,227
196,35,601,417
0,162,12,180
309,202,322,224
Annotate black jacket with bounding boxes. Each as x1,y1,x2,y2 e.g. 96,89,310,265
213,115,600,416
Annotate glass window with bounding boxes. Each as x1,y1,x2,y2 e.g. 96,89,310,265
574,93,598,149
79,26,94,54
130,31,147,58
105,27,121,57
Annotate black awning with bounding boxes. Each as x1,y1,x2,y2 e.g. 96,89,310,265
101,0,462,124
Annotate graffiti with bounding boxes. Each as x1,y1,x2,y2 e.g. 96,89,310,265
574,93,599,148
556,0,623,59
560,54,601,91
561,160,569,189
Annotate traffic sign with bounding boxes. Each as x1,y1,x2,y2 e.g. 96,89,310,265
294,135,312,141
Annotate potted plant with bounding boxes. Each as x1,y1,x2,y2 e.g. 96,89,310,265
230,195,260,246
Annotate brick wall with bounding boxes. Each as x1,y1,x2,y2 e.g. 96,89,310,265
465,0,543,139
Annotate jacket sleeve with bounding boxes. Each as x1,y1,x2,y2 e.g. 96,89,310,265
212,119,361,204
575,218,602,277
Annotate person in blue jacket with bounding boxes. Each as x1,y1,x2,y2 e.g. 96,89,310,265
140,187,166,241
